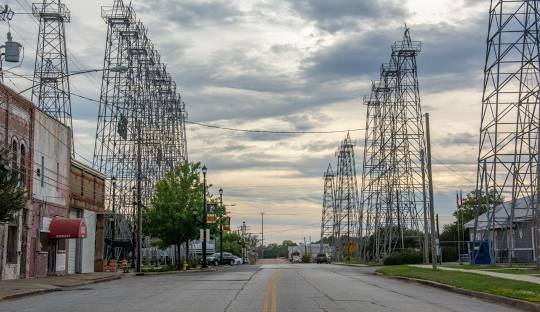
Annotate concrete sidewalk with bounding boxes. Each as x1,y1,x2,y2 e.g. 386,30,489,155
412,264,540,285
0,272,129,301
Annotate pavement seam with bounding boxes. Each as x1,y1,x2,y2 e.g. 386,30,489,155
223,267,262,312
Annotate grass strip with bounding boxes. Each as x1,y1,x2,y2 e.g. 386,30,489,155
377,265,540,303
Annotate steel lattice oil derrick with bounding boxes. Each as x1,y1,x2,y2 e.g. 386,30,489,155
94,0,188,262
97,0,142,260
472,0,540,265
360,80,384,261
31,0,72,129
359,28,428,262
320,164,335,253
334,132,361,261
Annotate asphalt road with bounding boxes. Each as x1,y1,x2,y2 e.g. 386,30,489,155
0,263,521,312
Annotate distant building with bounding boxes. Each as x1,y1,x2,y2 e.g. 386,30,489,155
464,196,534,263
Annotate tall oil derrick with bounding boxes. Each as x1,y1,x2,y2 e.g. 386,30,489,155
94,0,140,259
359,80,384,261
31,0,72,129
320,164,335,253
94,0,188,262
334,132,360,261
360,28,428,262
472,1,540,264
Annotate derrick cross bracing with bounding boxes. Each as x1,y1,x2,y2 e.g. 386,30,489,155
93,0,187,262
334,132,361,261
31,0,72,129
320,164,335,253
472,0,540,265
360,28,429,262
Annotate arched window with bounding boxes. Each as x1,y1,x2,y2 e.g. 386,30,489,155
20,143,26,187
11,139,17,169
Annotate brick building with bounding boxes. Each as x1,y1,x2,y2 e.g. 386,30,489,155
0,83,106,279
0,84,34,280
68,159,105,273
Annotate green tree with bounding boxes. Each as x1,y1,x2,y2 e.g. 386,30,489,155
0,153,26,222
0,150,26,277
281,240,297,247
220,232,243,256
454,189,503,224
143,161,204,269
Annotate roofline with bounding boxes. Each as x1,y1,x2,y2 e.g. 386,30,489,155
71,158,106,179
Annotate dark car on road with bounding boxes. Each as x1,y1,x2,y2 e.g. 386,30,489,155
316,253,330,264
213,252,239,265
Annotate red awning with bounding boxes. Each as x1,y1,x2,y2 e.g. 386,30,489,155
48,217,87,239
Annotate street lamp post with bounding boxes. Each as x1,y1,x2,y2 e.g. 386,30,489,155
219,188,224,265
111,177,116,253
201,165,208,269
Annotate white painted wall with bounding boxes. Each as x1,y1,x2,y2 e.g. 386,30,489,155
67,210,77,274
32,110,70,207
82,211,96,273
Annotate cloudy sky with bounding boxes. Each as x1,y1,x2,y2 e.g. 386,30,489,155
3,0,488,244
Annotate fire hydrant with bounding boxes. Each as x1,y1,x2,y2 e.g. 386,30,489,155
121,259,129,273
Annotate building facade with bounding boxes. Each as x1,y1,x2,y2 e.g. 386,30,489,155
68,159,105,273
0,84,34,280
29,109,72,277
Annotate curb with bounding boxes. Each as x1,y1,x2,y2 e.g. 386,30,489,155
376,273,540,312
0,275,127,302
333,262,371,268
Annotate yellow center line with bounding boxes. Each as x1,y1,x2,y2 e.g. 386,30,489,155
262,271,281,312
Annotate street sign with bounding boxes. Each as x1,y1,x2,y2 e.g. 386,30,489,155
348,241,356,254
207,204,216,213
207,214,216,224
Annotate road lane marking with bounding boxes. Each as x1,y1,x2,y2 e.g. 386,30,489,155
262,271,280,312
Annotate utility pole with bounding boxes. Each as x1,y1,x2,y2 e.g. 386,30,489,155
111,177,116,259
136,121,142,274
436,213,441,264
425,113,437,270
261,212,264,259
421,150,429,264
536,131,540,269
456,190,461,264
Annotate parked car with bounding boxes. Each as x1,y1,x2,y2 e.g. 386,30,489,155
206,254,219,266
233,256,243,265
214,252,238,265
292,255,301,263
316,253,330,264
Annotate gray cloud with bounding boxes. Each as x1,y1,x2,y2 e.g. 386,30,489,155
138,0,243,27
303,18,486,93
439,132,477,145
289,0,408,33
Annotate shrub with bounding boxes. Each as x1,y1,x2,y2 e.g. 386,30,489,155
301,254,311,263
383,250,423,265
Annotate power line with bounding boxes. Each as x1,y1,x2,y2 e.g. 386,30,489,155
186,120,366,134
